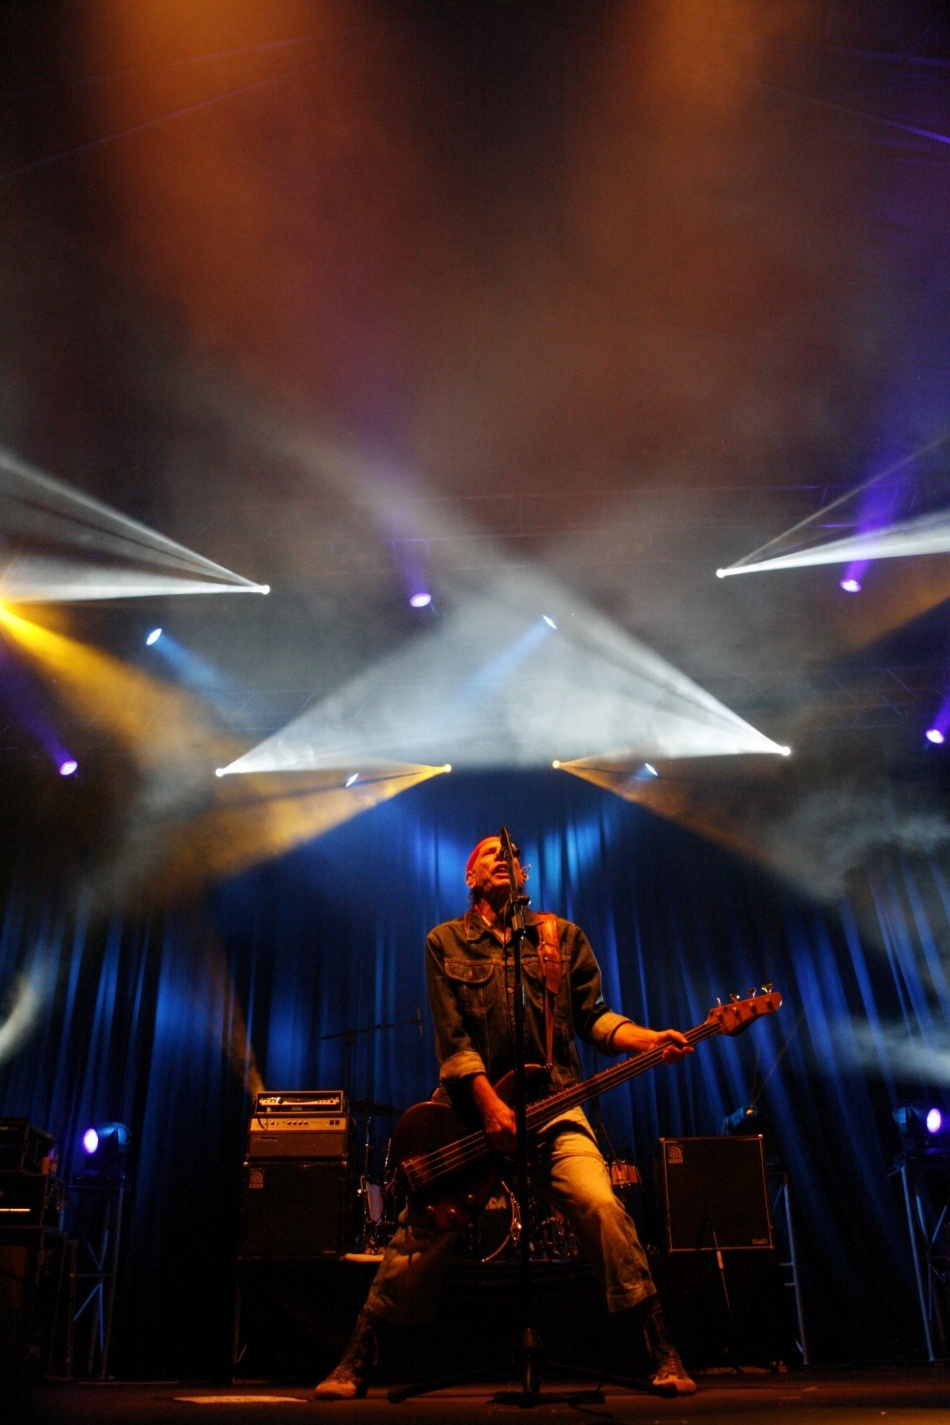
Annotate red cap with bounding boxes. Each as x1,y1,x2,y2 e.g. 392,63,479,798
465,836,499,879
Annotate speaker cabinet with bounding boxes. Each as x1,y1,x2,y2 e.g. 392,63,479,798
237,1160,353,1260
654,1135,773,1252
0,1229,73,1379
652,1136,791,1368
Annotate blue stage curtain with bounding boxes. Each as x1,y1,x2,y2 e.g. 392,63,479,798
0,770,945,1371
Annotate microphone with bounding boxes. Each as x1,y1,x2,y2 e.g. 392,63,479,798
499,827,527,900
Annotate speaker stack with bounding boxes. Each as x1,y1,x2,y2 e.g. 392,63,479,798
234,1091,364,1377
238,1090,355,1261
0,1119,73,1381
652,1135,791,1370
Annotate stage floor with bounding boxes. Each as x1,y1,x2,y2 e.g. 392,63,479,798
16,1367,950,1425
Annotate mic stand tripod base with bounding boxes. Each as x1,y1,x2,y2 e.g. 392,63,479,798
492,1329,605,1408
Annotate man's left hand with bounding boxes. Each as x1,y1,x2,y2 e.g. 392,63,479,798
653,1028,693,1062
611,1021,694,1060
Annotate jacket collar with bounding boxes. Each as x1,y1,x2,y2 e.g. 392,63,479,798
464,906,538,941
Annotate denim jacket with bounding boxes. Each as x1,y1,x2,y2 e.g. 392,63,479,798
425,907,633,1099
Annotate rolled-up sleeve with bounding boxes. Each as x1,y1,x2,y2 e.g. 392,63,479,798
568,924,631,1057
425,930,488,1083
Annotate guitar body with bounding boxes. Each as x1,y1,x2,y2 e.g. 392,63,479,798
391,1100,498,1230
391,1066,552,1230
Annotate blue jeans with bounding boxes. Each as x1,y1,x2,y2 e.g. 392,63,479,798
364,1108,656,1325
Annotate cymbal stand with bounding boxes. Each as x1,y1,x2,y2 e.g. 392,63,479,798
319,1007,423,1107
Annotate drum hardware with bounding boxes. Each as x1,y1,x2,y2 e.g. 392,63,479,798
453,1182,521,1263
609,1159,639,1186
528,1200,583,1262
357,1175,398,1254
608,1158,641,1205
450,1187,583,1264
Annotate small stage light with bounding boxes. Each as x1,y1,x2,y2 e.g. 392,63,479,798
442,764,452,772
146,628,163,646
345,773,359,787
542,615,557,630
893,1102,949,1157
552,760,561,769
215,768,225,777
722,1104,758,1135
409,592,432,609
839,578,861,594
715,569,725,579
75,1121,131,1185
260,586,270,595
59,760,78,777
926,729,945,745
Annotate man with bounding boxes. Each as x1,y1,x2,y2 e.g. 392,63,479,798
315,834,696,1398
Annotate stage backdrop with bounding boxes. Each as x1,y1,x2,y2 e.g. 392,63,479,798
0,768,945,1373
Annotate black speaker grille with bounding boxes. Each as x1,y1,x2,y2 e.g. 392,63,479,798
654,1135,773,1252
237,1160,353,1259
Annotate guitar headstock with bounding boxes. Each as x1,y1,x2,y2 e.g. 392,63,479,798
707,986,782,1036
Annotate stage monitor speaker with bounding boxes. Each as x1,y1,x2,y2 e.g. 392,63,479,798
654,1135,773,1252
237,1159,353,1260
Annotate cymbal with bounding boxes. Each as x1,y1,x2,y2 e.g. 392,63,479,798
351,1098,401,1117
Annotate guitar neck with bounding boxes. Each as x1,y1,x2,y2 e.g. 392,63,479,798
525,1017,723,1133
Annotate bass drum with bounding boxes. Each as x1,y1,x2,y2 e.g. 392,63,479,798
453,1182,521,1263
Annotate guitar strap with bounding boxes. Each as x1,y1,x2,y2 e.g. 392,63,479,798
533,912,562,1070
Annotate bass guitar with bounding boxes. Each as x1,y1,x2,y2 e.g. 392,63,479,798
391,987,782,1230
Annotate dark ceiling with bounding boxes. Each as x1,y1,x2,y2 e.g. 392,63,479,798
2,1,950,882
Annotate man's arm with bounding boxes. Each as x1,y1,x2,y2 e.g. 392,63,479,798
609,1020,693,1062
424,929,517,1147
469,1074,517,1153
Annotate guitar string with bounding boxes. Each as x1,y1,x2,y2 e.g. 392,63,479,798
404,999,777,1186
404,1018,730,1186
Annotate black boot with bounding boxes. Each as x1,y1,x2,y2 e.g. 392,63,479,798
641,1297,696,1397
314,1308,380,1400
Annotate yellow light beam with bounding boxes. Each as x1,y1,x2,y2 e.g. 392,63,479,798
556,759,778,870
150,764,448,898
0,603,231,768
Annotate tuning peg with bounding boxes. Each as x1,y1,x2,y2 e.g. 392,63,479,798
729,993,739,1003
746,988,757,999
762,983,773,994
716,997,722,1008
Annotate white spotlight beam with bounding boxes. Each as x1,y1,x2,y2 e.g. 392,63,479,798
0,446,263,592
718,436,950,578
223,571,787,774
717,507,950,578
0,557,269,602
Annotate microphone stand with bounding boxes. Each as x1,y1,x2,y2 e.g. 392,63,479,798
492,827,603,1408
389,831,604,1406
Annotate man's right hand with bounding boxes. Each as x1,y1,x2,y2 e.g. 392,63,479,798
469,1074,518,1153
